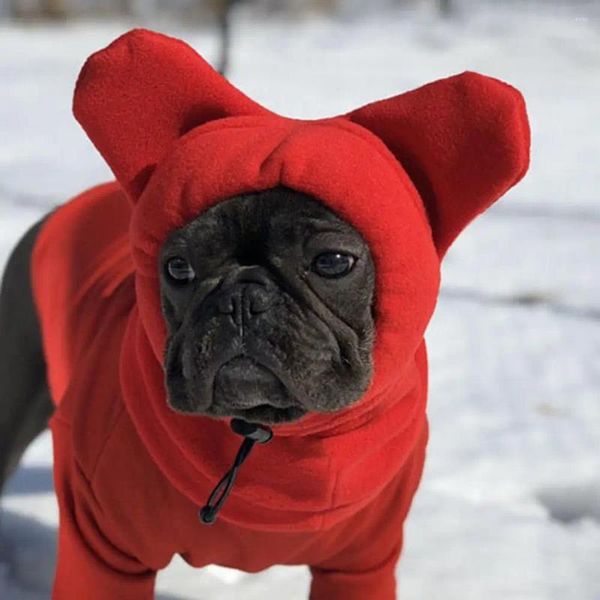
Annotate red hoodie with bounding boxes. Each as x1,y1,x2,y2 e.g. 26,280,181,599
30,30,530,599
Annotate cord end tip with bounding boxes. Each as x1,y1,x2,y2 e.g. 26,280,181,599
199,506,217,525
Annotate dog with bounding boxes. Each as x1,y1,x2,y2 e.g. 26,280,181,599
0,29,530,599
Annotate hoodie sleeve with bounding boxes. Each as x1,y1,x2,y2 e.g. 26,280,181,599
51,415,157,600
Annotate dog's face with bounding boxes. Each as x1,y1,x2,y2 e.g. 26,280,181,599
159,187,376,424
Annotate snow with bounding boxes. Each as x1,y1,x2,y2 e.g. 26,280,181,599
1,2,599,598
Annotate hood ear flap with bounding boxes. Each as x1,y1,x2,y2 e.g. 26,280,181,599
73,29,269,201
347,72,530,257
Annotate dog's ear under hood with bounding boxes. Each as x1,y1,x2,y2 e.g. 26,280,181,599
73,29,270,201
348,72,530,257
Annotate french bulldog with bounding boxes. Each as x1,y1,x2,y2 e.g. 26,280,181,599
0,28,529,600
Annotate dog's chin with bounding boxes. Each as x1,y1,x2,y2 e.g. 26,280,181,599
209,356,308,425
211,403,307,425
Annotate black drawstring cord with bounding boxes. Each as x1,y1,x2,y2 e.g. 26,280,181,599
199,418,273,525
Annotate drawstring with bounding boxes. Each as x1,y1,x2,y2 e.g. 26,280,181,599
199,418,273,525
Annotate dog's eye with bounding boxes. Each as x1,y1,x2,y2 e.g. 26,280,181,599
311,252,356,279
165,257,196,284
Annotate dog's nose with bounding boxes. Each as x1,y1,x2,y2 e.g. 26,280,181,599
217,283,276,317
216,267,278,325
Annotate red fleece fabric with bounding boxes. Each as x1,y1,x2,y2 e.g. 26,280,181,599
30,29,530,599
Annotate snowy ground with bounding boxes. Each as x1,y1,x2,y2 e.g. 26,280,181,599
1,2,599,599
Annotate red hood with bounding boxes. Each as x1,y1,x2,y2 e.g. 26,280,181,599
73,29,530,531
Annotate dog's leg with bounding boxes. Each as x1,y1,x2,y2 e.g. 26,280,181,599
309,423,429,600
0,215,54,495
309,543,401,600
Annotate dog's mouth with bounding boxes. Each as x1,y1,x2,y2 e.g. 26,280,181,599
210,356,307,424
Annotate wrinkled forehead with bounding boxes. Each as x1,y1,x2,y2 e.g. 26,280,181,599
160,186,368,252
